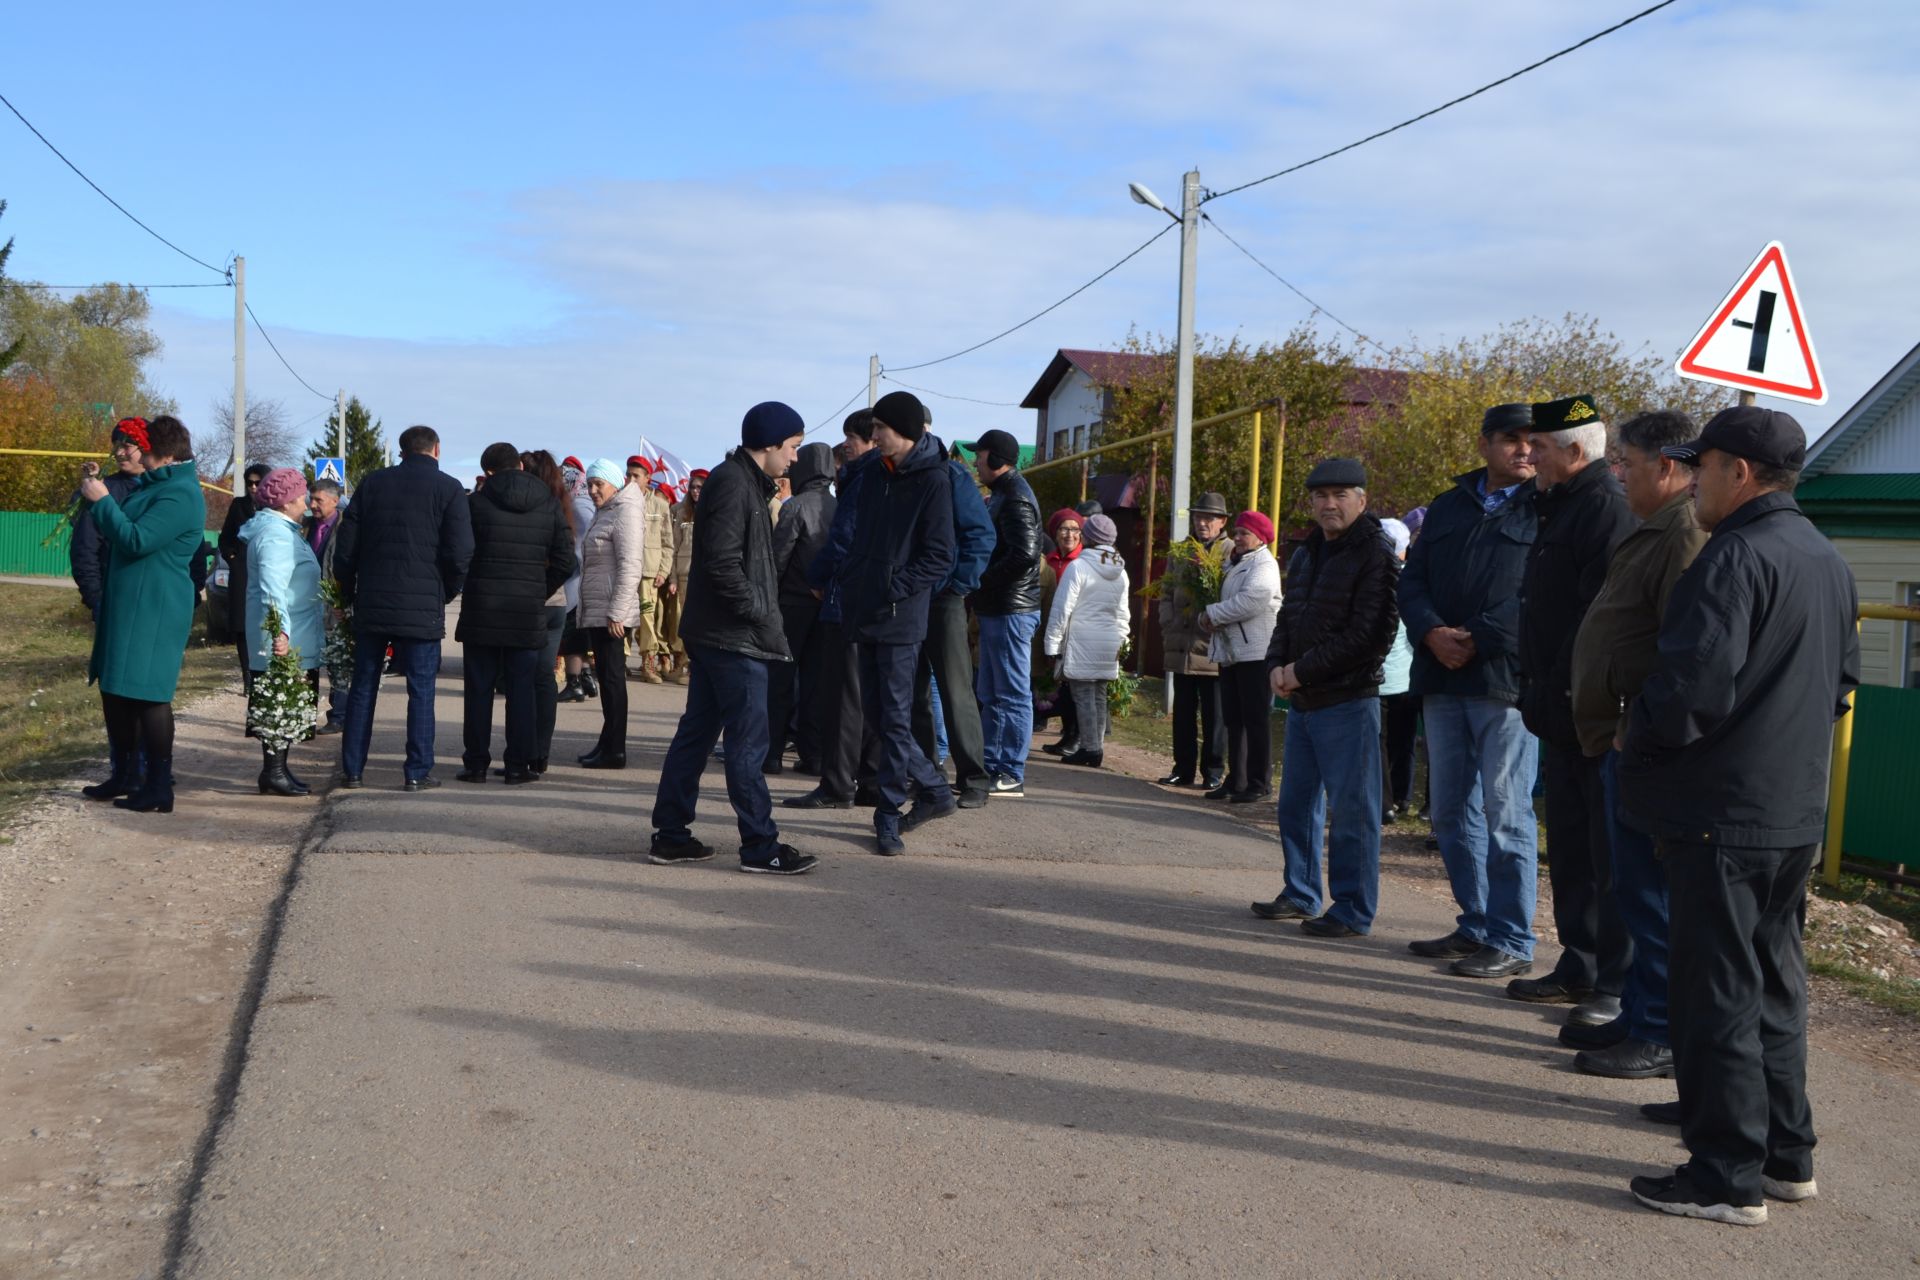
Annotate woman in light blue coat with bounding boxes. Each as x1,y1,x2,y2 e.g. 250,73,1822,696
240,468,323,796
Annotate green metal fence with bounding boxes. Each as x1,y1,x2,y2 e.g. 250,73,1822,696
0,511,75,577
1842,684,1920,868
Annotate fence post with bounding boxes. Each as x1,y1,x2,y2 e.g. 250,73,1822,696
1248,409,1262,516
1267,401,1287,550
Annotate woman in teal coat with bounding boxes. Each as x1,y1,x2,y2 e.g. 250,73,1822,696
78,415,208,814
240,467,323,796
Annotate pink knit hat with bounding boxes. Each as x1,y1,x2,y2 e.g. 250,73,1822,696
255,467,309,511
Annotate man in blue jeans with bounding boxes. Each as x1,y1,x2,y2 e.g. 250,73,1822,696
1250,458,1400,936
1566,410,1707,1079
648,403,816,875
964,429,1043,796
331,425,474,791
1397,405,1542,977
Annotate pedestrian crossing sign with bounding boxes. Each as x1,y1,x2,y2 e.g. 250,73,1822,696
315,456,346,485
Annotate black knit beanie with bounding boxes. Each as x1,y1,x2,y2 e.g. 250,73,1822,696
872,391,927,443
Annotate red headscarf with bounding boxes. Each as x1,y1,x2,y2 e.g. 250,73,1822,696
1045,508,1083,577
112,417,151,452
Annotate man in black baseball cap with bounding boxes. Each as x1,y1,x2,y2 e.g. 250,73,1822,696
964,429,1043,796
1618,401,1859,1225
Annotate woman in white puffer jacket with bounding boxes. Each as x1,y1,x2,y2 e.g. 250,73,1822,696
1201,511,1282,801
1044,514,1130,768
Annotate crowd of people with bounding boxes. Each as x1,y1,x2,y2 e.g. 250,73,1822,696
67,388,1858,1228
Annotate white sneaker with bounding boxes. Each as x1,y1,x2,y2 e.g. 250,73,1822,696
1761,1175,1818,1202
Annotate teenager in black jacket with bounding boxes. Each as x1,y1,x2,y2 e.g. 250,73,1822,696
454,442,576,784
648,403,816,876
765,441,837,773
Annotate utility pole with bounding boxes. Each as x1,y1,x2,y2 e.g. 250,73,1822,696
1170,169,1201,543
232,256,246,484
336,388,347,461
868,354,879,409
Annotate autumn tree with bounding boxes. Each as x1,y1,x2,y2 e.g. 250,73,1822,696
0,282,176,423
199,396,301,481
0,200,18,375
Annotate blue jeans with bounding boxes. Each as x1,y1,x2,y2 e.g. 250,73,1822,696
1603,751,1670,1045
651,644,780,858
860,640,951,828
340,635,441,783
976,612,1040,781
1277,696,1384,931
1423,694,1539,960
928,675,948,764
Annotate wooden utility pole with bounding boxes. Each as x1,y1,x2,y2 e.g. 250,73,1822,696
232,256,246,482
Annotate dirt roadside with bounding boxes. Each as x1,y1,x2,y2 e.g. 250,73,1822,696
0,684,323,1280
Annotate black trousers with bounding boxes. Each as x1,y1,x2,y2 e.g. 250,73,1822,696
462,643,540,770
587,627,630,753
911,591,988,796
1218,660,1272,792
1668,841,1819,1206
1540,742,1632,996
767,595,822,767
1169,671,1224,779
1381,692,1420,808
534,605,567,763
816,618,879,799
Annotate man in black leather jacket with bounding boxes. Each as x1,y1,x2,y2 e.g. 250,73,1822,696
965,430,1043,797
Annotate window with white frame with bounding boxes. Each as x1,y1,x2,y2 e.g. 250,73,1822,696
1903,583,1920,689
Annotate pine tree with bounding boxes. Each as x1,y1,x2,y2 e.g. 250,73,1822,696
305,395,387,487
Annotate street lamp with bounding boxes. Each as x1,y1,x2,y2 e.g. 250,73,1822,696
1130,170,1201,543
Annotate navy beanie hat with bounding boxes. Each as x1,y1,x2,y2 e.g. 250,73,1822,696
872,390,928,442
741,401,805,449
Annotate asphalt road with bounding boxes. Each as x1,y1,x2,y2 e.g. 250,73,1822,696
176,649,1920,1278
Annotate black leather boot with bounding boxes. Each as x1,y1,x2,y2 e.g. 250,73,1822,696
82,748,143,800
258,744,304,797
114,756,175,813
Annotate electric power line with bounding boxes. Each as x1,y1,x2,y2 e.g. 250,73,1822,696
1205,0,1682,204
885,222,1178,373
0,89,231,278
808,383,871,436
879,374,1023,408
1200,213,1394,359
31,282,232,290
244,302,332,401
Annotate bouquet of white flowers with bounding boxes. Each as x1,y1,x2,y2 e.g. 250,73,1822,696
319,576,353,688
247,604,317,750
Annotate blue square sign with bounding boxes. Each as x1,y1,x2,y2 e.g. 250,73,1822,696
314,456,346,485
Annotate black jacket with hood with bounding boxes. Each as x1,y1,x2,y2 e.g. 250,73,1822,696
454,468,577,649
773,442,837,604
1267,511,1400,711
835,432,956,645
679,448,790,661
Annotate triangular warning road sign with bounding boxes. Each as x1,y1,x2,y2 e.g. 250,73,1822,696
1676,241,1826,405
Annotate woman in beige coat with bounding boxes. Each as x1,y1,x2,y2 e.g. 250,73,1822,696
576,459,645,767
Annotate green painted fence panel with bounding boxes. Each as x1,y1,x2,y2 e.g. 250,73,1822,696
0,511,74,577
1843,683,1920,867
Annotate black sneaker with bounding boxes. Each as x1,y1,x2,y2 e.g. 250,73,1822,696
990,775,1025,798
1251,896,1309,921
1630,1170,1766,1226
901,794,957,833
955,788,989,809
740,845,818,875
1760,1170,1818,1202
647,836,717,865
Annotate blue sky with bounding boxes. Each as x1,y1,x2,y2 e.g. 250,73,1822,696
5,1,1916,474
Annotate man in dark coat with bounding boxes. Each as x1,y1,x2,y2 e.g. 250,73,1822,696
837,390,957,855
1252,458,1400,937
1510,395,1640,1024
910,414,995,807
648,402,816,875
331,424,475,790
454,442,576,785
217,462,274,680
965,429,1043,797
1622,406,1858,1228
72,419,150,620
1397,403,1542,980
787,411,884,810
765,440,837,774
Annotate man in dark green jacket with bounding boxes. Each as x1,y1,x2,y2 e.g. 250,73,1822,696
1565,411,1708,1081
